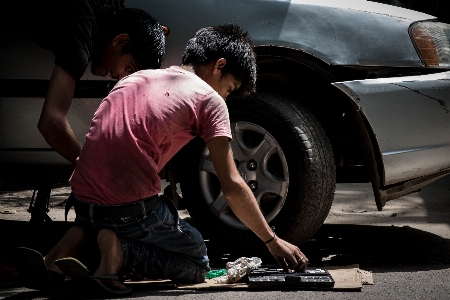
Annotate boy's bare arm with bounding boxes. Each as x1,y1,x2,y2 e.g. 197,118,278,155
38,65,82,165
206,136,309,271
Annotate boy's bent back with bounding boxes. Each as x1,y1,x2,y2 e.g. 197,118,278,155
70,67,231,205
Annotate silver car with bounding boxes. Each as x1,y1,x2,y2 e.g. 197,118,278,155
1,0,449,245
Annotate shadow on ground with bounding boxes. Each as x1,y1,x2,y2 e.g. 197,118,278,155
1,220,449,299
206,223,450,271
2,219,449,286
305,224,450,268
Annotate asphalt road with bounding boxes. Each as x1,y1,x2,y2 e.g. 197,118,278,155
0,176,449,299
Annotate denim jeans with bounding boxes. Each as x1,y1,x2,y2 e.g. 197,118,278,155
74,194,210,283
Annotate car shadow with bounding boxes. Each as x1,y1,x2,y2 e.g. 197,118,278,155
1,220,449,300
205,223,450,272
1,219,449,287
306,223,450,268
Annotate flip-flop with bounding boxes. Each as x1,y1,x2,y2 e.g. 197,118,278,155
16,247,65,291
54,257,132,297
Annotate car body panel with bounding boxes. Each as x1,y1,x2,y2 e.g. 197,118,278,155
0,97,102,148
0,36,106,166
334,71,450,185
130,0,433,68
0,34,102,80
0,96,102,165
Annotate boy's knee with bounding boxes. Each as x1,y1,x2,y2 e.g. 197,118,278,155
174,269,208,284
196,269,209,283
181,261,210,283
64,225,86,242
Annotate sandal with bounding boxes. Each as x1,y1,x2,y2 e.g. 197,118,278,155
54,257,132,297
16,247,65,291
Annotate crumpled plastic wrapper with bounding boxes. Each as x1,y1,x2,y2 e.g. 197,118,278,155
215,257,262,283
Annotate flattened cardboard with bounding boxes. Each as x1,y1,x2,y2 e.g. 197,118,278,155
126,279,177,290
327,264,362,289
359,269,374,285
121,265,373,291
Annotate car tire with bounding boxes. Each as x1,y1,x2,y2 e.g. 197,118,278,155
180,93,336,245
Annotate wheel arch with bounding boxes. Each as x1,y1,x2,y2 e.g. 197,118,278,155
254,46,385,206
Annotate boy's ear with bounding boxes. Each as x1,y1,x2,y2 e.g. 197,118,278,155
112,33,131,47
213,58,227,74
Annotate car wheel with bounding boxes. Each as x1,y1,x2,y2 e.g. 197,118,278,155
181,93,335,245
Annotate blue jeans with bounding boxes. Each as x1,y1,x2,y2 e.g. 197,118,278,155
74,194,210,283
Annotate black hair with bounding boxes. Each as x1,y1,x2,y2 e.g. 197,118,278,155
109,8,165,69
182,24,256,96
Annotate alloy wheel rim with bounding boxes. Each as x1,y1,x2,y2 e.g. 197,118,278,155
199,121,289,230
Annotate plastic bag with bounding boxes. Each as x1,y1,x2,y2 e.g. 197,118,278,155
205,269,227,279
215,257,262,283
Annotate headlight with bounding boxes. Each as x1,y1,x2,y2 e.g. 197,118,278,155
411,22,450,68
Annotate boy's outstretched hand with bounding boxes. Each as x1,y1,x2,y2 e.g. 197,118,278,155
266,236,309,272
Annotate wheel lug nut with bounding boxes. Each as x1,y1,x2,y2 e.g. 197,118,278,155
248,180,258,191
247,160,257,171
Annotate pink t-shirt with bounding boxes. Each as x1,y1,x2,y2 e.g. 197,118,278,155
69,66,232,205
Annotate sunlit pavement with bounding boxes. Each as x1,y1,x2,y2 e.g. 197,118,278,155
327,176,450,239
1,177,449,240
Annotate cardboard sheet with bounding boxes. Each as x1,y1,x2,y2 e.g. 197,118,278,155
124,265,373,291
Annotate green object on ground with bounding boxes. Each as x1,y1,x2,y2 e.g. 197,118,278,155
205,269,227,279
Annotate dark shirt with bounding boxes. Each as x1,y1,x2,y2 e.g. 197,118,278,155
1,0,105,80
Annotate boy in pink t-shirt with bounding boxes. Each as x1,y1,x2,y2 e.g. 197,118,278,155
22,25,309,296
68,66,233,205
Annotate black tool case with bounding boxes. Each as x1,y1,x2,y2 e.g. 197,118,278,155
248,268,335,288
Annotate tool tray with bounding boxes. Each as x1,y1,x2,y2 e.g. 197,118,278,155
248,268,335,288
